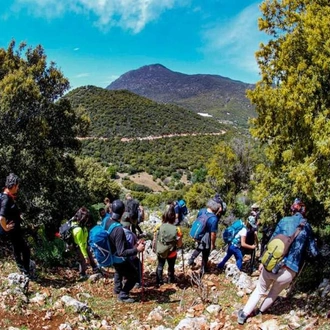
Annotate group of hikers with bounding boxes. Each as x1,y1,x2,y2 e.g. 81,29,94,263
0,172,322,323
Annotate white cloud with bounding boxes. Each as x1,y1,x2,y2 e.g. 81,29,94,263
202,2,266,76
76,73,89,78
14,0,188,33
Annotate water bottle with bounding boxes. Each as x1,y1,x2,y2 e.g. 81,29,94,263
272,258,285,274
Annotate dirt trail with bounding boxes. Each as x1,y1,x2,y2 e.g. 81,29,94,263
78,131,226,142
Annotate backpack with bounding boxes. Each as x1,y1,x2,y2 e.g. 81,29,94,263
189,212,212,241
261,222,304,273
222,219,245,244
59,218,79,244
177,199,188,216
156,223,178,258
126,199,140,223
89,222,125,267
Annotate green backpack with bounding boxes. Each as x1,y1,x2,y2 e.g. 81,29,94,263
156,223,178,258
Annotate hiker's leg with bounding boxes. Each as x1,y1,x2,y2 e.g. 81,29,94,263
10,233,30,274
87,247,97,269
188,247,201,265
131,224,137,235
232,246,243,270
259,267,295,312
167,256,176,282
201,248,210,273
76,247,87,276
135,223,143,235
115,261,138,298
218,244,234,269
113,269,123,294
243,267,273,315
156,256,166,284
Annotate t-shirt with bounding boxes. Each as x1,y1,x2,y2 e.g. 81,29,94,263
0,193,21,232
232,227,247,248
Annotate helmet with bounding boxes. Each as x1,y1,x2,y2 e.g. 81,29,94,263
75,207,90,224
5,173,20,189
111,199,125,220
290,200,306,216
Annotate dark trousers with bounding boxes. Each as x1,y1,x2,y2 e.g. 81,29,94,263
9,232,30,274
76,246,97,275
190,247,211,271
113,259,139,299
156,255,176,284
131,223,143,235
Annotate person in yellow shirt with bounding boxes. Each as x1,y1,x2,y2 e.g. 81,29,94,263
71,207,99,280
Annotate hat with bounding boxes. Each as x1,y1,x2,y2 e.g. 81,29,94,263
290,199,306,216
111,199,125,220
251,203,260,209
213,193,223,204
248,215,257,227
121,212,131,227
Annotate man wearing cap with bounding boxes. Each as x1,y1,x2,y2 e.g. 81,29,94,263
105,200,145,303
188,195,226,275
237,198,318,324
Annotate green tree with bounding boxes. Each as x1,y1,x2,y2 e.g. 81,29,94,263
248,0,330,224
0,41,87,235
206,138,257,204
74,157,121,205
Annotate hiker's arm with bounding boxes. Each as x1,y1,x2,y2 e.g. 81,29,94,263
114,228,143,257
0,216,14,231
240,235,255,249
210,232,217,250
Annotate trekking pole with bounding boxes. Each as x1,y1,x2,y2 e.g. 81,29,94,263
181,246,185,276
286,261,306,298
140,251,144,302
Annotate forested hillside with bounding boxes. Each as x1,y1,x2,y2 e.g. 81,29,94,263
65,85,229,138
106,64,256,128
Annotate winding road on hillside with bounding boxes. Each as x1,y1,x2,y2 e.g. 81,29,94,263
78,131,226,142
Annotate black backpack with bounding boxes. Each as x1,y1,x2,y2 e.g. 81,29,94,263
126,199,139,222
59,218,79,244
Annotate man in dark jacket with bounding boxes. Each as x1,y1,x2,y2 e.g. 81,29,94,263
105,199,145,303
0,173,31,277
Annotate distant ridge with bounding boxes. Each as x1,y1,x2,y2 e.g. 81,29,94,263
106,64,256,128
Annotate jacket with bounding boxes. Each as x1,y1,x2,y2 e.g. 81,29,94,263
270,212,318,273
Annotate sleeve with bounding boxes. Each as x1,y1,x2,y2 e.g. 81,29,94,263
73,227,88,258
239,227,247,237
0,194,9,217
113,227,138,257
305,224,319,258
209,215,219,233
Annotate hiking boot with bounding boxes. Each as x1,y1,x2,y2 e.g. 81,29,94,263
117,296,135,303
78,274,88,281
237,309,248,324
188,259,196,267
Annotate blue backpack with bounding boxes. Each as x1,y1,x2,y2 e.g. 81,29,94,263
222,219,245,244
177,199,188,216
89,222,125,267
190,212,212,241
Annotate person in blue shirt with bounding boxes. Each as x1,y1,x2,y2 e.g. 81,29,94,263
237,199,318,324
99,207,110,228
188,195,226,275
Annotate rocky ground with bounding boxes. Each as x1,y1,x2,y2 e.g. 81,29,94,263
0,215,329,330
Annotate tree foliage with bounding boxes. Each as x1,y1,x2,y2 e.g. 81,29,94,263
249,0,330,224
206,138,258,204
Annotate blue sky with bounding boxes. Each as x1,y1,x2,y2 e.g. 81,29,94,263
0,0,266,89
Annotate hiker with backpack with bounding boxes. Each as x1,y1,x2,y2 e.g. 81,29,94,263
99,207,110,228
237,198,319,324
0,173,32,277
105,199,145,303
174,199,188,226
154,202,183,285
188,195,226,275
217,217,256,272
241,215,259,274
71,207,100,280
125,193,144,237
120,212,142,288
